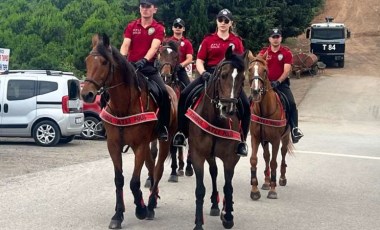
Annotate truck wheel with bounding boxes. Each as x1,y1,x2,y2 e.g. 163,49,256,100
32,120,61,146
338,60,345,68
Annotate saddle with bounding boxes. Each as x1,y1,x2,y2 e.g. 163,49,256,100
273,88,291,125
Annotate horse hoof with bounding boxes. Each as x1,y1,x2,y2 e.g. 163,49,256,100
221,214,234,229
279,178,287,186
267,191,278,199
144,178,151,188
250,191,261,200
193,224,204,230
185,168,194,177
135,206,147,220
210,207,220,216
108,220,122,229
146,209,155,220
177,169,184,177
261,183,270,190
168,175,178,183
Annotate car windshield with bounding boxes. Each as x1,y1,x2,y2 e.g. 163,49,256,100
311,28,345,40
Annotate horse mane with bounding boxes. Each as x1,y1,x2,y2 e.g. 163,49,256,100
224,52,245,72
162,39,179,53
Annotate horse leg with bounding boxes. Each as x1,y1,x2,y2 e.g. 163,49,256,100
185,148,194,177
145,140,158,188
261,143,271,190
207,158,220,216
130,145,149,220
108,144,125,229
147,141,170,220
177,147,185,176
279,137,290,186
250,138,261,200
267,142,280,199
192,152,206,230
168,144,179,182
220,160,238,229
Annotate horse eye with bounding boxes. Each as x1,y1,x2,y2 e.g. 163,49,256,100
101,60,108,65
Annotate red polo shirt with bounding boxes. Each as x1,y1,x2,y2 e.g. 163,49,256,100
169,36,193,63
124,19,165,62
197,32,244,67
259,46,293,81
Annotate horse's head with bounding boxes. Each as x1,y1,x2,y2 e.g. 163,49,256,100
81,33,127,104
157,39,180,84
245,51,269,102
212,46,246,117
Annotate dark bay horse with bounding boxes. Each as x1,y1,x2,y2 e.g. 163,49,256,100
188,46,248,230
246,51,293,200
81,34,178,228
154,39,193,183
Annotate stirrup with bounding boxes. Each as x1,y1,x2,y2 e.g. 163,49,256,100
173,132,187,147
158,126,169,142
236,142,248,157
292,127,304,138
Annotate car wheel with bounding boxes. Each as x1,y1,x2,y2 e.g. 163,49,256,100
81,116,100,140
59,135,76,144
32,120,61,146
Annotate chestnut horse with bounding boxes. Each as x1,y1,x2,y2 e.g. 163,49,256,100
188,46,248,230
81,34,177,228
246,51,293,200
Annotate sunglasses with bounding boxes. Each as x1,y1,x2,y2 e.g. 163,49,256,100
217,17,230,24
173,24,183,29
271,35,281,39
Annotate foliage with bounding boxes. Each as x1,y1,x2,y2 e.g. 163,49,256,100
0,0,323,76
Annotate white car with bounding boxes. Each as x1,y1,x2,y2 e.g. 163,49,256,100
0,70,84,146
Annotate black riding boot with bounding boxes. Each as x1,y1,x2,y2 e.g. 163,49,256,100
290,109,303,143
173,92,187,147
236,92,250,157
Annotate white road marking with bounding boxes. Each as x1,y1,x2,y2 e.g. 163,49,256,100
296,150,380,160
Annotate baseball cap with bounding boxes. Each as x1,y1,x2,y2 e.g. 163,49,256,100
269,28,282,37
217,9,233,21
139,0,158,6
173,18,185,27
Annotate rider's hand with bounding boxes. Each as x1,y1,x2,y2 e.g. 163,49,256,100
176,64,185,71
201,72,212,81
135,58,147,70
271,81,281,89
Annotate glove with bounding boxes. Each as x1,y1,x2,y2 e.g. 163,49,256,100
135,58,147,70
176,64,185,71
201,72,212,81
271,81,281,89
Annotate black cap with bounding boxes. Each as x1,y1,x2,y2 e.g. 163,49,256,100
140,0,158,6
173,18,185,27
269,28,282,37
217,9,233,21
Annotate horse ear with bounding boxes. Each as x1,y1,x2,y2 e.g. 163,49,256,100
101,33,110,48
225,45,233,59
91,34,100,49
243,50,252,69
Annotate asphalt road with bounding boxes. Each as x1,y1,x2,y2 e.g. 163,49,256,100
1,73,379,230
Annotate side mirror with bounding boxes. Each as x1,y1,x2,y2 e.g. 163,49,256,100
347,29,351,39
306,28,311,39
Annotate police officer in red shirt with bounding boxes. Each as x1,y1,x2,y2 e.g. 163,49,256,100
173,9,250,157
120,0,169,141
169,18,193,87
258,28,304,143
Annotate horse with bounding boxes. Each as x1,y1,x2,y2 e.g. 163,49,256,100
187,46,248,230
81,33,178,228
246,51,293,200
150,39,193,184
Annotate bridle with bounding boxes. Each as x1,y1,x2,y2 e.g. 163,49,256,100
84,50,123,93
158,45,177,82
249,59,268,98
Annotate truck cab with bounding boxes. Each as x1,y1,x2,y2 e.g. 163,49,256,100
306,17,351,67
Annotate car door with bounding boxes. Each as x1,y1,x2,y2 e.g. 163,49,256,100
1,76,37,136
0,77,5,135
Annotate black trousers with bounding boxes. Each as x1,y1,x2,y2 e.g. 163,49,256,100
277,79,298,127
177,67,190,86
177,73,250,141
140,65,170,129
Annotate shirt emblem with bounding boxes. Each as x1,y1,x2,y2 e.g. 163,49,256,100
181,41,185,46
211,43,220,49
148,27,155,35
229,43,235,50
278,54,283,61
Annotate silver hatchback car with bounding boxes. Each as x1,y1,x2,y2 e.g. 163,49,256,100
0,70,84,146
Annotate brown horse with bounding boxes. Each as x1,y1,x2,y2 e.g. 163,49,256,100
188,46,248,230
81,34,177,228
246,51,293,200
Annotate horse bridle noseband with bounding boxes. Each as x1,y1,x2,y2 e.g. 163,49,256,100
249,60,267,96
158,45,178,78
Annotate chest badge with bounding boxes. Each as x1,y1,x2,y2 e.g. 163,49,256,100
148,27,155,35
278,54,283,61
181,41,185,46
229,43,235,50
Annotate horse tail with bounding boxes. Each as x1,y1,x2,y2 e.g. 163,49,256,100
287,136,295,155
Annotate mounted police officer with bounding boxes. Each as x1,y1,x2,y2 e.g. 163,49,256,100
120,0,169,141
